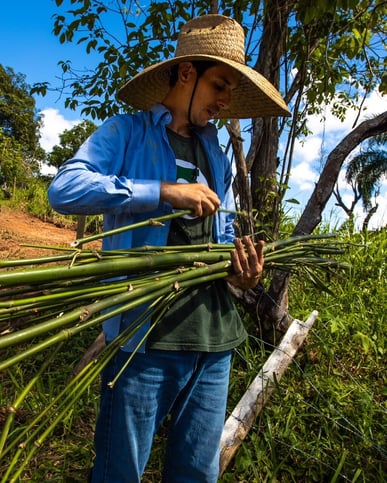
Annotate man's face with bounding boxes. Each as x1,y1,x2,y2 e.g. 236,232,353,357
189,64,240,126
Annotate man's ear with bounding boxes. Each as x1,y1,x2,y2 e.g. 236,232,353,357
178,62,195,84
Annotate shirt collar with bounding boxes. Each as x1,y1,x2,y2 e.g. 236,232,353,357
150,103,172,126
149,103,216,139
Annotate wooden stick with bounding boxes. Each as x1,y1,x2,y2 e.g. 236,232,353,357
72,331,106,377
219,310,318,476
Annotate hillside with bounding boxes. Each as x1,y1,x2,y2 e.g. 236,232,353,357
0,206,101,259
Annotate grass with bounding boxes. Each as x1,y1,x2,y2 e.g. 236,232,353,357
0,228,386,482
219,228,386,482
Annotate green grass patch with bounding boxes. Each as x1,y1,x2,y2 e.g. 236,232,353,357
0,229,385,481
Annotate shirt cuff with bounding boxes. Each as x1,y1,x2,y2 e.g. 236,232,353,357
126,179,161,212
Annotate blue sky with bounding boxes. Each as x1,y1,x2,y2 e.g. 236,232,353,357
2,1,386,229
1,1,88,120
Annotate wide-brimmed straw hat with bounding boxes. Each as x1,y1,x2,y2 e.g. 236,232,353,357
117,14,291,119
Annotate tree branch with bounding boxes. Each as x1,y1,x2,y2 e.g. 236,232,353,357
219,310,318,476
294,111,387,235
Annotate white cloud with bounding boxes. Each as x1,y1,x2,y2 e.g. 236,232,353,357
39,108,80,152
289,161,318,192
40,163,57,176
39,108,81,175
293,135,324,165
294,91,387,166
306,90,387,138
357,90,387,121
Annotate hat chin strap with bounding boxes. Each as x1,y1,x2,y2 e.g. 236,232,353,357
187,73,200,129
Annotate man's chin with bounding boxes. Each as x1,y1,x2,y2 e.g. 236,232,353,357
191,119,210,127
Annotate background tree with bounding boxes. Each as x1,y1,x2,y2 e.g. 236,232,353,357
34,0,387,231
0,64,45,187
256,111,387,338
47,119,99,238
0,132,25,195
333,131,387,231
32,0,387,334
47,119,98,170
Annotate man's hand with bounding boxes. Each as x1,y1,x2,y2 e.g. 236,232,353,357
226,236,264,290
160,182,220,217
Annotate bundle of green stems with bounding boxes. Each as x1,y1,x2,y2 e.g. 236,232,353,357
0,211,349,479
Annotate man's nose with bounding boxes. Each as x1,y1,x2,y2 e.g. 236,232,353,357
218,90,232,109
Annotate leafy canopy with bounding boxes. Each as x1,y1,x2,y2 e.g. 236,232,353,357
0,65,44,186
31,0,387,123
0,65,44,158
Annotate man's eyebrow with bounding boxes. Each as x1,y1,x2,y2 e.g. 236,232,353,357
219,75,232,85
218,75,239,88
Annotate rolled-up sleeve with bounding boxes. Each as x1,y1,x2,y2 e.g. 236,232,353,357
48,166,161,215
48,115,162,216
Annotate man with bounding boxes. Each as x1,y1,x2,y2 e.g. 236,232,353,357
48,14,290,483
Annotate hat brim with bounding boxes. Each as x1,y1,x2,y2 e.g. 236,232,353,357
117,54,291,119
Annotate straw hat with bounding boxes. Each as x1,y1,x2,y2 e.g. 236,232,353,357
117,14,291,119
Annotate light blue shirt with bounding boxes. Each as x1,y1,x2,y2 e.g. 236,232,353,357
48,104,236,350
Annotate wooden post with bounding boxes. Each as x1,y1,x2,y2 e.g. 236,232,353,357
76,215,86,242
219,310,318,477
72,331,106,377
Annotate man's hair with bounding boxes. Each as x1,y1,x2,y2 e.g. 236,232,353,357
168,61,217,87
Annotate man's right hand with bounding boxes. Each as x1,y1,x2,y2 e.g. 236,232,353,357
160,182,221,217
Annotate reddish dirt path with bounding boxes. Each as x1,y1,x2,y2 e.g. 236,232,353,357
0,206,101,259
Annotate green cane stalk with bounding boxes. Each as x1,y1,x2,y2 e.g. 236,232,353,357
0,221,350,479
0,293,182,481
0,260,231,354
70,209,193,247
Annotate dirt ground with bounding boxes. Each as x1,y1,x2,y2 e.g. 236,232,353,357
0,205,101,260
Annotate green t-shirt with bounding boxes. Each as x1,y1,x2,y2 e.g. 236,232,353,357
146,129,247,352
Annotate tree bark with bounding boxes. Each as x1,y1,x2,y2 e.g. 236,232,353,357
294,111,387,235
250,0,295,234
362,203,379,232
254,111,387,337
226,120,255,237
219,310,318,477
72,331,105,377
76,215,87,241
257,270,293,344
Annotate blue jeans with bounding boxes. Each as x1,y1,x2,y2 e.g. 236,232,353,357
91,349,232,483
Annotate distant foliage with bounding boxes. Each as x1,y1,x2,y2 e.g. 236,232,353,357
0,65,44,160
0,64,44,190
47,120,98,169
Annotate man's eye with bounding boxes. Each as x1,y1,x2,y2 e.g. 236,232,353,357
214,83,225,91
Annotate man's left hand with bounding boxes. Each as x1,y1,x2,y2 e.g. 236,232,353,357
226,236,264,290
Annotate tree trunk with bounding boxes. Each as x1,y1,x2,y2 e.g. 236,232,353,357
257,270,293,344
251,118,280,233
250,0,295,236
362,203,378,232
238,112,387,338
76,215,87,241
227,120,255,237
294,111,387,235
72,331,105,377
